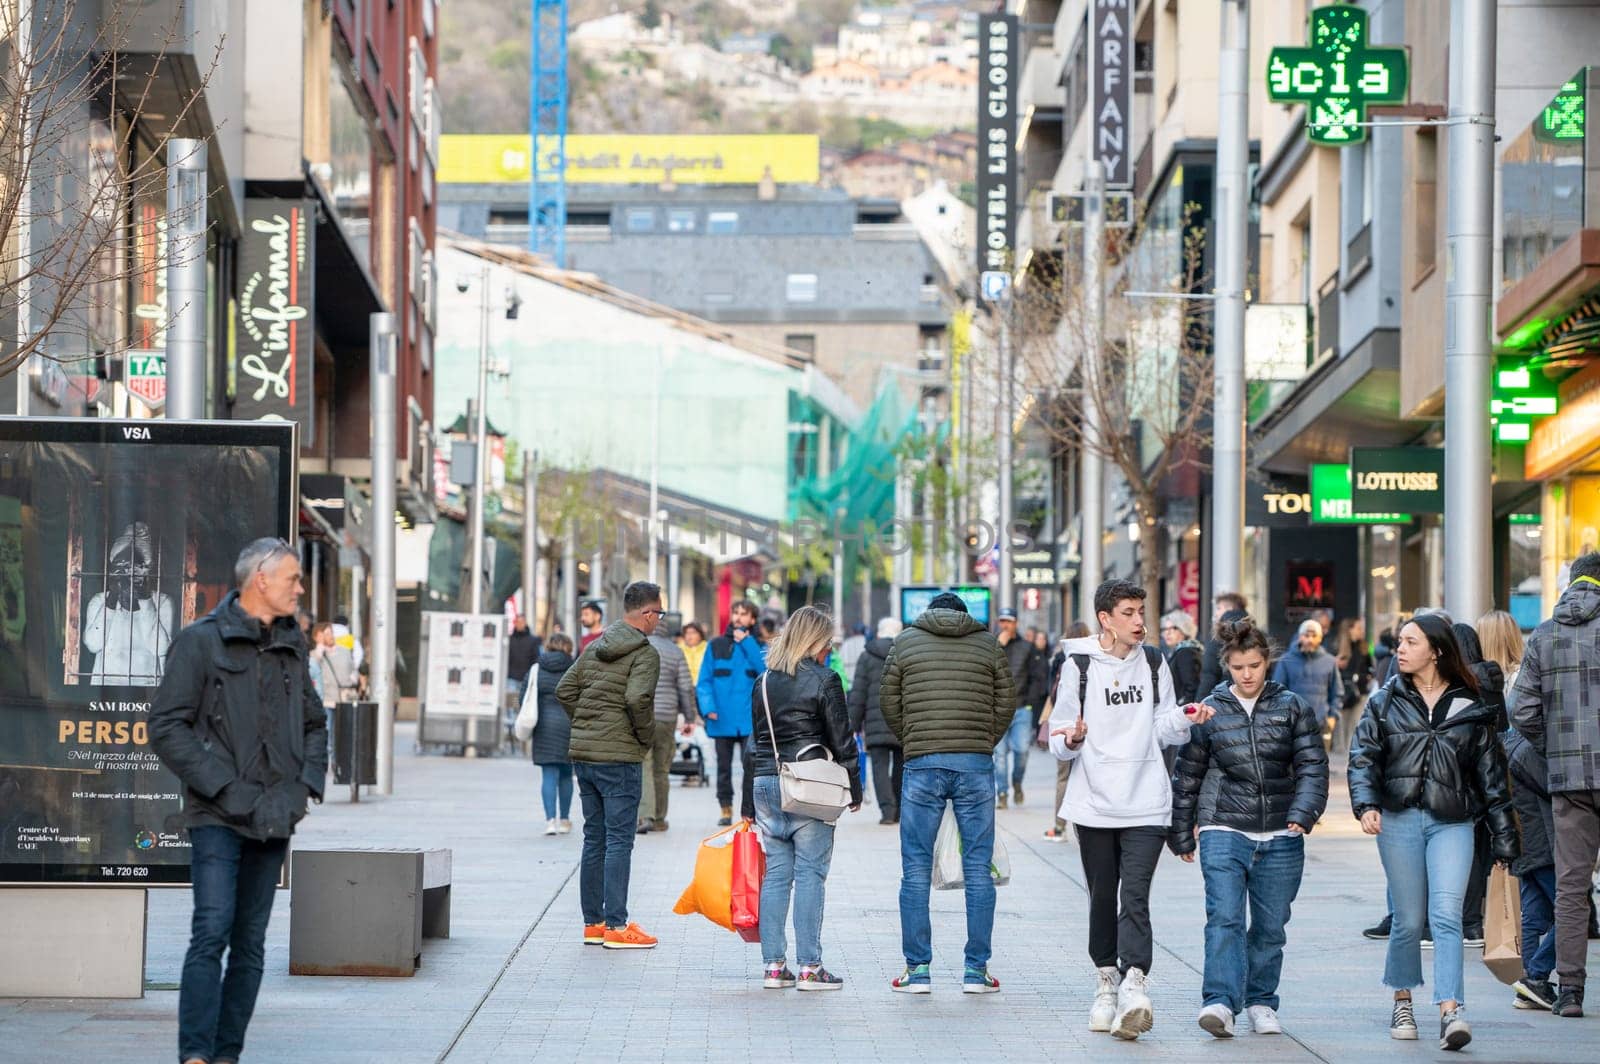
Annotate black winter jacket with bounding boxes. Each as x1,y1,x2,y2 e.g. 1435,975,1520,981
507,629,542,684
1169,682,1329,854
150,591,327,841
1347,676,1519,862
1504,728,1554,874
529,649,575,765
1167,642,1203,705
1002,635,1048,710
847,637,898,748
749,659,862,806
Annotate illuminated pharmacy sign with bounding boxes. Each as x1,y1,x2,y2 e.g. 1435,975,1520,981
1267,5,1409,145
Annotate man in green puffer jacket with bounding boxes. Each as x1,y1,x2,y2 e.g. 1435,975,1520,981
880,592,1016,995
556,580,663,949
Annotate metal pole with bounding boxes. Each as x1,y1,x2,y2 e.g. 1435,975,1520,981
648,347,661,585
890,469,907,607
921,397,937,583
562,517,578,635
591,541,605,618
832,542,845,636
1444,0,1495,620
997,300,1015,614
1080,161,1107,626
12,0,30,416
860,564,872,627
350,563,364,646
667,546,681,614
469,264,491,615
370,313,398,795
1210,0,1249,617
165,138,207,420
522,451,538,627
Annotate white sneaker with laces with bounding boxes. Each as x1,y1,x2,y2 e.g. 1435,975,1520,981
1247,1005,1282,1034
1197,1003,1235,1038
1088,967,1120,1032
543,819,558,836
557,819,572,834
1112,967,1154,1040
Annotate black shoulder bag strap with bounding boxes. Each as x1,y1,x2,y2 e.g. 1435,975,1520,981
1073,654,1092,720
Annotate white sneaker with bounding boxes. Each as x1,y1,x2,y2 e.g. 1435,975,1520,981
1089,966,1120,1032
1112,967,1154,1040
557,819,572,834
543,819,559,836
1247,1004,1282,1034
1198,1003,1235,1038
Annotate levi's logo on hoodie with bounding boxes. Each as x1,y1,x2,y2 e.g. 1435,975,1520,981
1104,685,1145,706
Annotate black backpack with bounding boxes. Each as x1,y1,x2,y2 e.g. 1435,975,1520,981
1071,645,1176,770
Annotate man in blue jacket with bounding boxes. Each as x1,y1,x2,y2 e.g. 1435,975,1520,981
1271,619,1343,745
696,600,767,826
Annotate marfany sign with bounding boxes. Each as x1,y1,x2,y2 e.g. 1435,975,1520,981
1092,0,1133,186
1350,447,1444,513
977,13,1018,280
234,199,315,442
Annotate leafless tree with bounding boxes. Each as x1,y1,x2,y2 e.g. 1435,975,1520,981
1,0,217,383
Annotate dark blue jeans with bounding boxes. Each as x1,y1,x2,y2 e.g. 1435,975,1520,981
575,761,642,927
1199,830,1305,1013
1520,865,1558,981
898,753,996,971
179,825,288,1063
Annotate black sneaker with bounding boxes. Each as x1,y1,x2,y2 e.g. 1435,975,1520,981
1554,984,1585,1017
1439,1009,1471,1052
1462,926,1485,948
1514,977,1556,1010
1363,914,1392,940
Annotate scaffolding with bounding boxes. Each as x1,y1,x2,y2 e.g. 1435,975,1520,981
529,0,568,265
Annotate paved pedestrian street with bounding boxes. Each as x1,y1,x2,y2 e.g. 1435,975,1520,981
7,726,1596,1063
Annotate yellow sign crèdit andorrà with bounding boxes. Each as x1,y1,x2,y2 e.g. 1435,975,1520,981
439,134,821,186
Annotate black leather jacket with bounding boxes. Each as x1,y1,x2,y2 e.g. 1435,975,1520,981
1169,682,1329,854
749,659,862,805
1348,675,1519,861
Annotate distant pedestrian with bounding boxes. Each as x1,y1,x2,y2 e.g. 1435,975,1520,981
150,538,327,1064
839,622,869,677
1333,616,1372,758
1171,615,1328,1038
1511,552,1600,1019
1160,609,1203,705
848,617,903,825
1272,619,1343,745
696,600,767,826
750,605,863,991
507,615,542,696
994,606,1047,809
1350,613,1517,1051
310,620,358,706
679,620,708,685
882,591,1015,994
1197,592,1249,695
331,613,364,670
556,581,664,950
1504,725,1558,1012
1043,620,1091,842
578,600,605,652
531,632,577,836
1049,579,1206,1040
638,628,695,833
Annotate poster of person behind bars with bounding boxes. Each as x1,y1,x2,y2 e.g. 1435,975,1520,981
0,420,295,884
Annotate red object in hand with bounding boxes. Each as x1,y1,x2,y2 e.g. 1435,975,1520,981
731,821,765,943
1183,703,1203,717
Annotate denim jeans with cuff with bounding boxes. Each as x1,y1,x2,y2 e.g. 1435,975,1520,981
753,775,837,966
1376,806,1474,1005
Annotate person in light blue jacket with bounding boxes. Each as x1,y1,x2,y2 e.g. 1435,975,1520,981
1271,619,1343,743
696,600,768,825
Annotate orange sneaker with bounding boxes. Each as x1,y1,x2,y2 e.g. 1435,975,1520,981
583,923,606,945
602,922,658,950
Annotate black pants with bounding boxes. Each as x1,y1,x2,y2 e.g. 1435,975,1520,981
714,735,754,819
869,745,904,819
1462,819,1492,934
1077,824,1167,976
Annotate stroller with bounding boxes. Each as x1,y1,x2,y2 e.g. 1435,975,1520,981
669,740,710,787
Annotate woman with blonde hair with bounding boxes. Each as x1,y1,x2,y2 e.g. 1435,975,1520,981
749,605,863,990
1475,610,1525,687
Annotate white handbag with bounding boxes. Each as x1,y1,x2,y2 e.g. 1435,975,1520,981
760,672,851,823
513,664,540,741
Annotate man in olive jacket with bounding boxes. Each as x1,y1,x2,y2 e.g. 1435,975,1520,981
880,592,1016,993
556,580,663,949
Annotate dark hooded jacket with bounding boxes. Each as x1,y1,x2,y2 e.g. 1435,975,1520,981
507,627,542,684
880,608,1015,760
1503,728,1554,875
555,621,660,763
749,658,863,806
1002,634,1048,710
1197,608,1250,696
150,590,327,841
847,636,898,748
529,648,575,765
1512,578,1600,793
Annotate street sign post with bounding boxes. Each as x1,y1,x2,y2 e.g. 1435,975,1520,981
1266,5,1409,145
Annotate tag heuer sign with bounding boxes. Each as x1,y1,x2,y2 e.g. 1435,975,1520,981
126,350,167,406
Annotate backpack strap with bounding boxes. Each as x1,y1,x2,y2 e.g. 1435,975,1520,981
1143,644,1163,704
1072,653,1092,720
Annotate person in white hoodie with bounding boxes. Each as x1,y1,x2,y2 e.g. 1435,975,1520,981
1050,578,1213,1040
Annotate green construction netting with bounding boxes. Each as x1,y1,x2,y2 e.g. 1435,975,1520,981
790,380,919,533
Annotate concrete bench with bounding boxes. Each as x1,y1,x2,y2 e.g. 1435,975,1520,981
288,848,452,977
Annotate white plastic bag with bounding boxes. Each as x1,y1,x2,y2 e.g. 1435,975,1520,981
932,806,1011,890
512,664,540,741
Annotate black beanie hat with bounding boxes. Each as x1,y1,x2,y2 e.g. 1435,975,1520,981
927,592,969,613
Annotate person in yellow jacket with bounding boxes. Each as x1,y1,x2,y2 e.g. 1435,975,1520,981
679,620,708,685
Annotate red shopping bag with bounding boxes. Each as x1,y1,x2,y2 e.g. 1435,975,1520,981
731,820,765,943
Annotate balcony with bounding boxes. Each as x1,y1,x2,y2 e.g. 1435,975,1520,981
1017,40,1064,142
1315,272,1340,363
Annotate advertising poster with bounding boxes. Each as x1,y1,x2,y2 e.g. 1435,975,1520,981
0,419,295,885
422,612,505,719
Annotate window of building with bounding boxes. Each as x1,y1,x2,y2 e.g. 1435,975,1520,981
625,207,655,233
1414,128,1438,282
784,334,816,357
668,209,696,233
786,273,819,303
706,210,740,234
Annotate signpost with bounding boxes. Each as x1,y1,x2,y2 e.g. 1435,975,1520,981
1266,4,1409,145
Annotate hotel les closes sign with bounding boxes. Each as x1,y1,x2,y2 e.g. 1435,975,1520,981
1350,447,1444,513
977,13,1017,277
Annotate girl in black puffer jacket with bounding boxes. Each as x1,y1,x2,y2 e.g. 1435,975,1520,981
1170,616,1329,1039
1347,613,1518,1052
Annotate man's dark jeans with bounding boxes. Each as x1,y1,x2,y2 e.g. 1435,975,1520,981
714,735,755,819
179,825,288,1064
575,761,642,927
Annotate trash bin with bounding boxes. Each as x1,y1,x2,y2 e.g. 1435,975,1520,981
332,701,378,786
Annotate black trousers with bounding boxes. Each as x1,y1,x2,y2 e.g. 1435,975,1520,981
868,745,904,818
1462,819,1492,934
714,735,755,819
1076,824,1167,976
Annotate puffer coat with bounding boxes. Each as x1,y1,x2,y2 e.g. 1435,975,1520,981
1169,681,1329,854
880,608,1015,759
554,621,659,763
529,649,574,765
846,636,898,748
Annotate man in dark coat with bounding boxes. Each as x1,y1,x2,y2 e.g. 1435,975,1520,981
150,538,327,1064
507,615,542,688
849,617,903,824
1196,594,1249,695
994,606,1047,807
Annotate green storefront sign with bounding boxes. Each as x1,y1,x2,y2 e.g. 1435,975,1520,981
1266,5,1409,145
1310,463,1408,525
1351,447,1444,513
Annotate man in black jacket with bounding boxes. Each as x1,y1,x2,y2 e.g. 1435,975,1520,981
848,617,903,824
150,538,327,1064
1196,594,1249,696
994,607,1047,808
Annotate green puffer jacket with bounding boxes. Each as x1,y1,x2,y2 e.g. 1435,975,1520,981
880,608,1016,759
555,621,660,763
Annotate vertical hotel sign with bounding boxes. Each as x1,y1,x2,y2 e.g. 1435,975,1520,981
1093,0,1133,186
978,13,1018,278
234,199,314,442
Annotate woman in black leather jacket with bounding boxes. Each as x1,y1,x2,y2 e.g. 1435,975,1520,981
1348,613,1518,1052
749,605,862,991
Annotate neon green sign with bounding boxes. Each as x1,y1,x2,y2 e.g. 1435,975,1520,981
1534,73,1585,143
1267,5,1409,145
1492,360,1559,443
1309,464,1408,525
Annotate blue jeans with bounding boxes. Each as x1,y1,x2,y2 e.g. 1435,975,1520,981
178,825,289,1064
1376,807,1475,1004
575,761,642,927
992,707,1033,796
753,775,836,966
1199,831,1306,1013
899,753,997,971
541,762,574,820
1520,865,1558,981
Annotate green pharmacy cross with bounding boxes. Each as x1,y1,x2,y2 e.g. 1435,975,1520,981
1267,5,1409,145
1535,74,1585,143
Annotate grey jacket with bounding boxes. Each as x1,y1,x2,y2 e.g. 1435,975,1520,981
1512,579,1600,793
648,634,697,726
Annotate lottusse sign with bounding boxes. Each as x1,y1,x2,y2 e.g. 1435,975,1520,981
1350,447,1444,513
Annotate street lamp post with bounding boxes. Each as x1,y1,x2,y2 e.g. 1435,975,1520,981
469,263,491,615
1080,160,1106,627
370,313,398,795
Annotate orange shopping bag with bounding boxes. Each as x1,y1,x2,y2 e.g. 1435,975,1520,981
673,823,739,932
731,822,765,943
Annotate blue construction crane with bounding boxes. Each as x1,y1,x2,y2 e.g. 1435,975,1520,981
529,0,568,265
